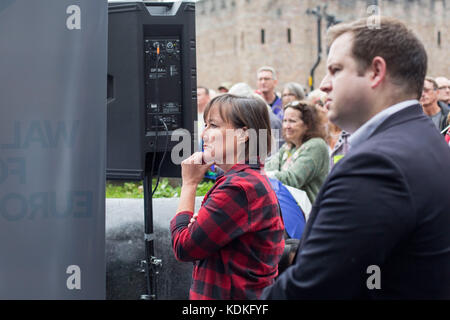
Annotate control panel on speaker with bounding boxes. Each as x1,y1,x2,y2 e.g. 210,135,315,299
144,36,183,133
107,1,196,179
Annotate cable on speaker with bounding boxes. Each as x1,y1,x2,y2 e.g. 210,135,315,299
152,118,169,196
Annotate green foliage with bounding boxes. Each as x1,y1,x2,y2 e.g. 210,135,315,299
106,178,215,199
152,179,181,198
195,180,215,196
106,181,144,199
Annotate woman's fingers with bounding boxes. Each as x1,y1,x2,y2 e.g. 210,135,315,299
182,152,206,165
188,213,199,228
181,152,215,186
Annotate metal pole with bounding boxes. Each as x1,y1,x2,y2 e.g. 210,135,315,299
141,173,162,300
307,6,322,92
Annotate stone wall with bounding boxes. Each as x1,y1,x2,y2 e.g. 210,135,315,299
195,0,449,93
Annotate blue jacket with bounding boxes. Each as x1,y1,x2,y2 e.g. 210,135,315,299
270,95,283,121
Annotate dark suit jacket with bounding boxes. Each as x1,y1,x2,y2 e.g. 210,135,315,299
261,104,450,299
438,101,450,133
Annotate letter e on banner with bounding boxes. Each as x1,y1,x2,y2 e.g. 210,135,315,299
66,5,81,30
66,265,81,290
366,265,381,290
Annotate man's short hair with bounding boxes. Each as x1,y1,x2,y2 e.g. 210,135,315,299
425,77,438,90
327,17,427,99
197,86,209,95
307,89,328,106
434,77,448,89
257,66,278,80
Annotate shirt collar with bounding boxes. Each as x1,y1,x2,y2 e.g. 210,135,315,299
348,100,419,149
224,161,262,176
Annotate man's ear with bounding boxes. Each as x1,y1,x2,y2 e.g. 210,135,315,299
369,56,387,89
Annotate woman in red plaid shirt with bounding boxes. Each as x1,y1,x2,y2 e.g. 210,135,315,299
170,94,285,300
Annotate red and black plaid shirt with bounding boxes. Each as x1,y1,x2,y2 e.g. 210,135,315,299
170,163,285,300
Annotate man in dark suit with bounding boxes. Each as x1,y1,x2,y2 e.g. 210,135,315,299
261,17,450,299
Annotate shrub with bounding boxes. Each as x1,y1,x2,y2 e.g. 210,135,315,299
106,178,215,199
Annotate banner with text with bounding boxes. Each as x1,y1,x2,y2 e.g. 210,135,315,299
0,0,107,299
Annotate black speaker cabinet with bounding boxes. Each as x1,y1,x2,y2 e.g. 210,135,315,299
107,1,197,180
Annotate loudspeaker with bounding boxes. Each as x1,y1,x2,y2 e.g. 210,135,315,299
107,1,197,180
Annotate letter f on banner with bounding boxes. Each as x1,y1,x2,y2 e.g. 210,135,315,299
66,5,81,30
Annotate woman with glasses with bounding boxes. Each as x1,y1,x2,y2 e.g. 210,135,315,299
265,100,329,205
281,82,306,108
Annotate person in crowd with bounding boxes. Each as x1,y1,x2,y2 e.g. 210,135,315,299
197,87,210,131
445,113,450,146
261,17,450,300
265,100,329,204
420,77,450,134
196,86,211,150
229,83,311,272
307,89,341,151
435,76,450,106
229,82,284,148
281,82,306,108
257,66,283,121
308,89,350,169
325,123,342,153
217,81,232,93
329,129,350,170
197,86,210,114
170,94,285,300
307,89,328,117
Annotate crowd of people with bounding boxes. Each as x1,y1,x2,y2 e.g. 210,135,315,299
170,16,450,300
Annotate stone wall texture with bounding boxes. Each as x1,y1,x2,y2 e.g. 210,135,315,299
195,0,449,93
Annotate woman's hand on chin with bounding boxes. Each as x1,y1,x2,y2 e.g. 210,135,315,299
181,152,213,186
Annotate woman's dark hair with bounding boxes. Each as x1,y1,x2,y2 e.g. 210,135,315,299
204,94,272,162
283,100,326,143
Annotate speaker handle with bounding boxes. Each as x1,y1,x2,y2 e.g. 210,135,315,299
143,2,173,9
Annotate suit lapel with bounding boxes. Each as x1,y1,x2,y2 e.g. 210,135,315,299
369,104,424,138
